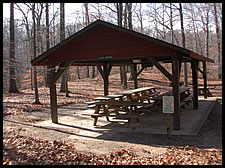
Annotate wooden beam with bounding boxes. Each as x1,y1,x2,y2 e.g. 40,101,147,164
130,64,138,89
52,61,73,84
172,56,180,130
145,57,173,81
103,64,109,96
50,83,58,123
48,65,58,123
198,67,203,74
97,64,112,96
106,64,112,76
191,59,199,109
97,64,104,78
137,65,145,77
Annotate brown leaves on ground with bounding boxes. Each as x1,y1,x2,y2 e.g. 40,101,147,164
3,128,222,165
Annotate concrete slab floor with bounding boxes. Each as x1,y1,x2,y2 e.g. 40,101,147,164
34,97,219,139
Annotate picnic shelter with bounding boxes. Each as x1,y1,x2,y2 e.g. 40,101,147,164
31,20,214,130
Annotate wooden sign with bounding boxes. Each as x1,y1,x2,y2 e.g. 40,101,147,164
163,96,174,113
163,96,174,139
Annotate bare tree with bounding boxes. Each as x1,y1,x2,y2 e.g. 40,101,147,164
59,3,69,97
45,3,50,87
32,3,41,104
213,3,222,79
179,3,188,86
9,3,19,93
117,3,127,89
134,3,144,33
169,3,174,44
84,3,92,78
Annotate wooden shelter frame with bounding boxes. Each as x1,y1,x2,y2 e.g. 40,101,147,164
31,20,214,130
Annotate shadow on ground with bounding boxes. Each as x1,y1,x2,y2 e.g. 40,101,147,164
4,98,222,149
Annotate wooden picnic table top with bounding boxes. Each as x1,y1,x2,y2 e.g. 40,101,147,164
152,87,190,100
95,101,146,106
94,94,124,100
119,87,155,95
93,87,155,100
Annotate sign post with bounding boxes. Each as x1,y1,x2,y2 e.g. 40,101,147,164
163,96,174,139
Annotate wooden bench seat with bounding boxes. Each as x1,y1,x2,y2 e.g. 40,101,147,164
87,104,98,108
149,91,160,97
82,109,96,114
181,93,193,104
90,113,116,117
85,100,101,105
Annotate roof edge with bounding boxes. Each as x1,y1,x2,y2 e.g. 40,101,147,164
190,52,214,63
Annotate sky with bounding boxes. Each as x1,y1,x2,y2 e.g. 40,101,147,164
3,3,193,32
3,3,171,32
3,3,84,24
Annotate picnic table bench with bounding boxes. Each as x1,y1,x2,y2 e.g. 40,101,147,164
198,87,213,97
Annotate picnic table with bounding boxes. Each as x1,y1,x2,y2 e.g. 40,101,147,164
84,87,158,126
151,87,193,111
119,87,157,102
92,101,146,126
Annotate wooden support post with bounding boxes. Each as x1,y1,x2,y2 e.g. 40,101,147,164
97,64,112,96
172,56,180,130
50,83,58,123
191,59,199,109
103,64,109,96
48,65,58,123
130,64,138,89
203,61,207,99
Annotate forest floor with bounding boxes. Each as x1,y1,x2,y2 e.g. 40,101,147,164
3,67,222,165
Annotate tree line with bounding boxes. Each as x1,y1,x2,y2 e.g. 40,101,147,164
3,3,222,102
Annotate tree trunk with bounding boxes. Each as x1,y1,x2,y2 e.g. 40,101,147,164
32,3,41,104
91,66,95,78
9,3,19,93
45,3,50,87
205,10,209,58
213,3,222,79
127,3,134,81
179,3,188,86
169,3,174,44
84,3,91,78
86,66,89,78
77,66,80,79
59,3,69,95
117,3,127,89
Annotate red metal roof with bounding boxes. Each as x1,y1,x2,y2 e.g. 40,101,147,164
31,20,214,66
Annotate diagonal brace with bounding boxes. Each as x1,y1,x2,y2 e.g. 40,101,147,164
52,61,73,84
145,57,173,82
